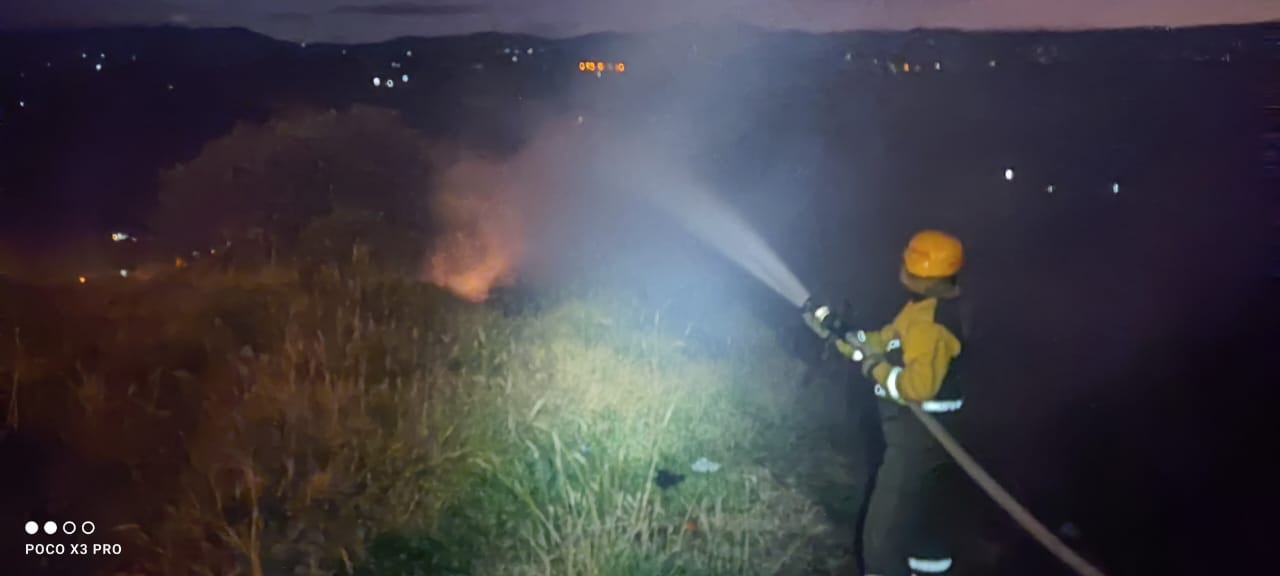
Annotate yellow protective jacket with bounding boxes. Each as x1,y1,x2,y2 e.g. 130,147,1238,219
852,296,964,404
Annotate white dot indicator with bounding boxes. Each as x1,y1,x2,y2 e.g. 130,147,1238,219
43,521,57,535
25,521,38,535
1004,168,1015,181
385,79,394,88
81,521,96,535
62,521,77,534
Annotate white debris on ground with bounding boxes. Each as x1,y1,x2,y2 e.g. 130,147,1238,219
691,457,721,473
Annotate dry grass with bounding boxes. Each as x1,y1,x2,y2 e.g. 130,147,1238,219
1,259,854,575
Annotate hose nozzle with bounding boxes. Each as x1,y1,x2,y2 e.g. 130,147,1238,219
801,297,853,341
801,298,829,339
803,297,848,340
801,298,865,360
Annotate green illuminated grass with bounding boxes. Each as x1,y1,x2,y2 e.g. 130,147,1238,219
2,265,857,575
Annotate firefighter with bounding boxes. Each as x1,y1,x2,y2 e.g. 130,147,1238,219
818,230,968,575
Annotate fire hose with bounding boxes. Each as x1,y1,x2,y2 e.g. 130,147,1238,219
802,300,1105,576
909,405,1105,576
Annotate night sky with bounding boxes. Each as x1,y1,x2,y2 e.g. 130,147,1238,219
2,0,1278,41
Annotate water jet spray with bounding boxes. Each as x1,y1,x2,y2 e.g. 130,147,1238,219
640,180,811,308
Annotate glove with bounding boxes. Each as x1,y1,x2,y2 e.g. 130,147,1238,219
862,345,906,379
861,353,884,378
835,339,865,362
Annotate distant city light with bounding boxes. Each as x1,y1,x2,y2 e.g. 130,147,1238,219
341,49,348,55
503,48,511,54
111,232,131,242
167,83,174,91
406,50,412,57
401,74,409,83
511,55,519,63
934,62,942,70
989,59,998,67
81,52,87,59
1046,184,1055,193
527,48,533,55
1112,182,1120,194
1004,168,1015,181
373,76,381,87
94,63,102,71
578,60,625,74
18,101,24,108
99,52,105,59
78,276,87,284
130,54,137,61
119,269,128,278
845,52,853,61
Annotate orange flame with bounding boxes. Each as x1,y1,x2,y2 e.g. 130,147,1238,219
425,159,526,302
424,118,591,302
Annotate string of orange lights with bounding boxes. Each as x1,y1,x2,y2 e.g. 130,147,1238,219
576,60,626,73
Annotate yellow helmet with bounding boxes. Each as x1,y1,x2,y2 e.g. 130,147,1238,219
903,230,964,278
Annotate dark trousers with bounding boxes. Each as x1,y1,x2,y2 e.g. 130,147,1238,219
861,402,960,576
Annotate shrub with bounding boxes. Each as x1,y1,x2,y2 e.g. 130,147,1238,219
2,269,855,575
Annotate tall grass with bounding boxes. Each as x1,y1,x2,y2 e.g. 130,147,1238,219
1,261,854,575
